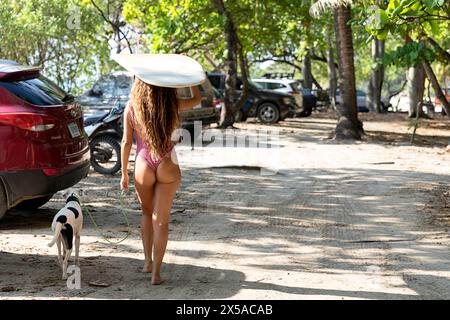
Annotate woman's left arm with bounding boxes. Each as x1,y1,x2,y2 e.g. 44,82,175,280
120,105,134,191
177,85,202,111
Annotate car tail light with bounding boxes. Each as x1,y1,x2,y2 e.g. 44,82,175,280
288,90,299,94
0,113,56,132
213,99,224,108
42,168,62,176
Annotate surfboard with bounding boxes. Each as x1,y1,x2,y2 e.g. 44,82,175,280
112,54,206,88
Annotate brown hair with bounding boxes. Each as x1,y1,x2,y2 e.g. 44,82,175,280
130,78,179,158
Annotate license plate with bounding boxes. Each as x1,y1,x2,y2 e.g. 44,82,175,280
67,122,81,138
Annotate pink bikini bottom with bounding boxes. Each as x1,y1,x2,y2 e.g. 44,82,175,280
136,146,176,171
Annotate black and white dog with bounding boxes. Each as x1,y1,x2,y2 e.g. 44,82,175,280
48,190,83,279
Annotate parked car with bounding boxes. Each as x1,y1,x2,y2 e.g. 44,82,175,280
336,89,370,112
251,78,318,115
0,61,90,220
212,87,225,115
433,87,449,115
389,92,434,114
77,72,219,136
298,88,317,116
252,78,303,107
207,72,298,123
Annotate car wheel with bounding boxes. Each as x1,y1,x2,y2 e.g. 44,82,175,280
257,103,280,124
90,135,122,175
15,194,54,210
0,181,7,220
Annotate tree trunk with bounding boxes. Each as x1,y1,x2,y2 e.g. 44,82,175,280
312,74,323,91
211,0,239,127
422,59,450,117
234,43,250,116
407,64,427,118
367,38,385,113
333,6,362,140
426,37,450,64
326,25,337,109
303,51,313,89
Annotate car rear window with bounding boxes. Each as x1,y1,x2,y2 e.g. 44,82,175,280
267,82,285,90
0,75,67,106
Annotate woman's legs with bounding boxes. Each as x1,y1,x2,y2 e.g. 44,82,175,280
151,155,181,285
134,155,156,273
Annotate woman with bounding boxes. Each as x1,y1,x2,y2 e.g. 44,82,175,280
120,79,202,285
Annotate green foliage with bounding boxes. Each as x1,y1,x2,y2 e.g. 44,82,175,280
0,0,111,94
1,0,447,94
384,41,436,67
365,0,449,58
362,0,449,86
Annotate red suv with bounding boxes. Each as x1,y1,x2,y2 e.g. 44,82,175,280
0,61,90,219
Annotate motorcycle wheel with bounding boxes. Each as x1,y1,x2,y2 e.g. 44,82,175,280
90,135,122,175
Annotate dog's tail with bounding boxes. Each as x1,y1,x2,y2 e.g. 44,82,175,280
48,222,63,247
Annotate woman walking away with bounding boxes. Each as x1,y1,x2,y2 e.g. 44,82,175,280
120,79,201,285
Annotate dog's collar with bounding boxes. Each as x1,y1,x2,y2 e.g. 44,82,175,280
66,195,80,204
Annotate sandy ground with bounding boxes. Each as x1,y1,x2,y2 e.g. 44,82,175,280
1,112,449,300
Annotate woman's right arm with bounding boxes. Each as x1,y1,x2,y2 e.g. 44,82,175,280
120,105,133,191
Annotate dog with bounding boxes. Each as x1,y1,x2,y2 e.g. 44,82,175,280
48,190,83,279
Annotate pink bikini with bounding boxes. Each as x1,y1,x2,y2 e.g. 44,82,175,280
129,104,175,170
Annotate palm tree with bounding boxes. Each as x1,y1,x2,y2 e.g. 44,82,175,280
311,0,363,139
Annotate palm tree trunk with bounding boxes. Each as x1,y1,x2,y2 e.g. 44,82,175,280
334,5,362,139
303,50,313,89
326,25,337,109
367,38,385,112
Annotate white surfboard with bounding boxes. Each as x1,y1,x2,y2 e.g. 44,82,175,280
112,54,206,88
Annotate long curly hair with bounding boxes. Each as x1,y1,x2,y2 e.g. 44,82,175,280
130,78,179,158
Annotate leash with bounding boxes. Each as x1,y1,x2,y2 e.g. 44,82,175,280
83,190,132,244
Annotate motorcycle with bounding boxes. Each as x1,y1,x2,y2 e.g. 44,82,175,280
84,103,124,175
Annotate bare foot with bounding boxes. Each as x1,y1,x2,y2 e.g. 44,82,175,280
151,274,164,285
142,261,152,273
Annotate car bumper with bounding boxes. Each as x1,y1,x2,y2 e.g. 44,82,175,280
0,160,90,209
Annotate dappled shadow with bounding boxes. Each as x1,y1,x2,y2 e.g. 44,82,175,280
1,129,450,299
242,117,450,148
0,251,243,299
365,130,448,147
1,166,449,299
0,208,57,232
172,165,450,299
0,251,419,299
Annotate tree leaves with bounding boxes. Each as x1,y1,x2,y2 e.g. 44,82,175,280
383,41,436,67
